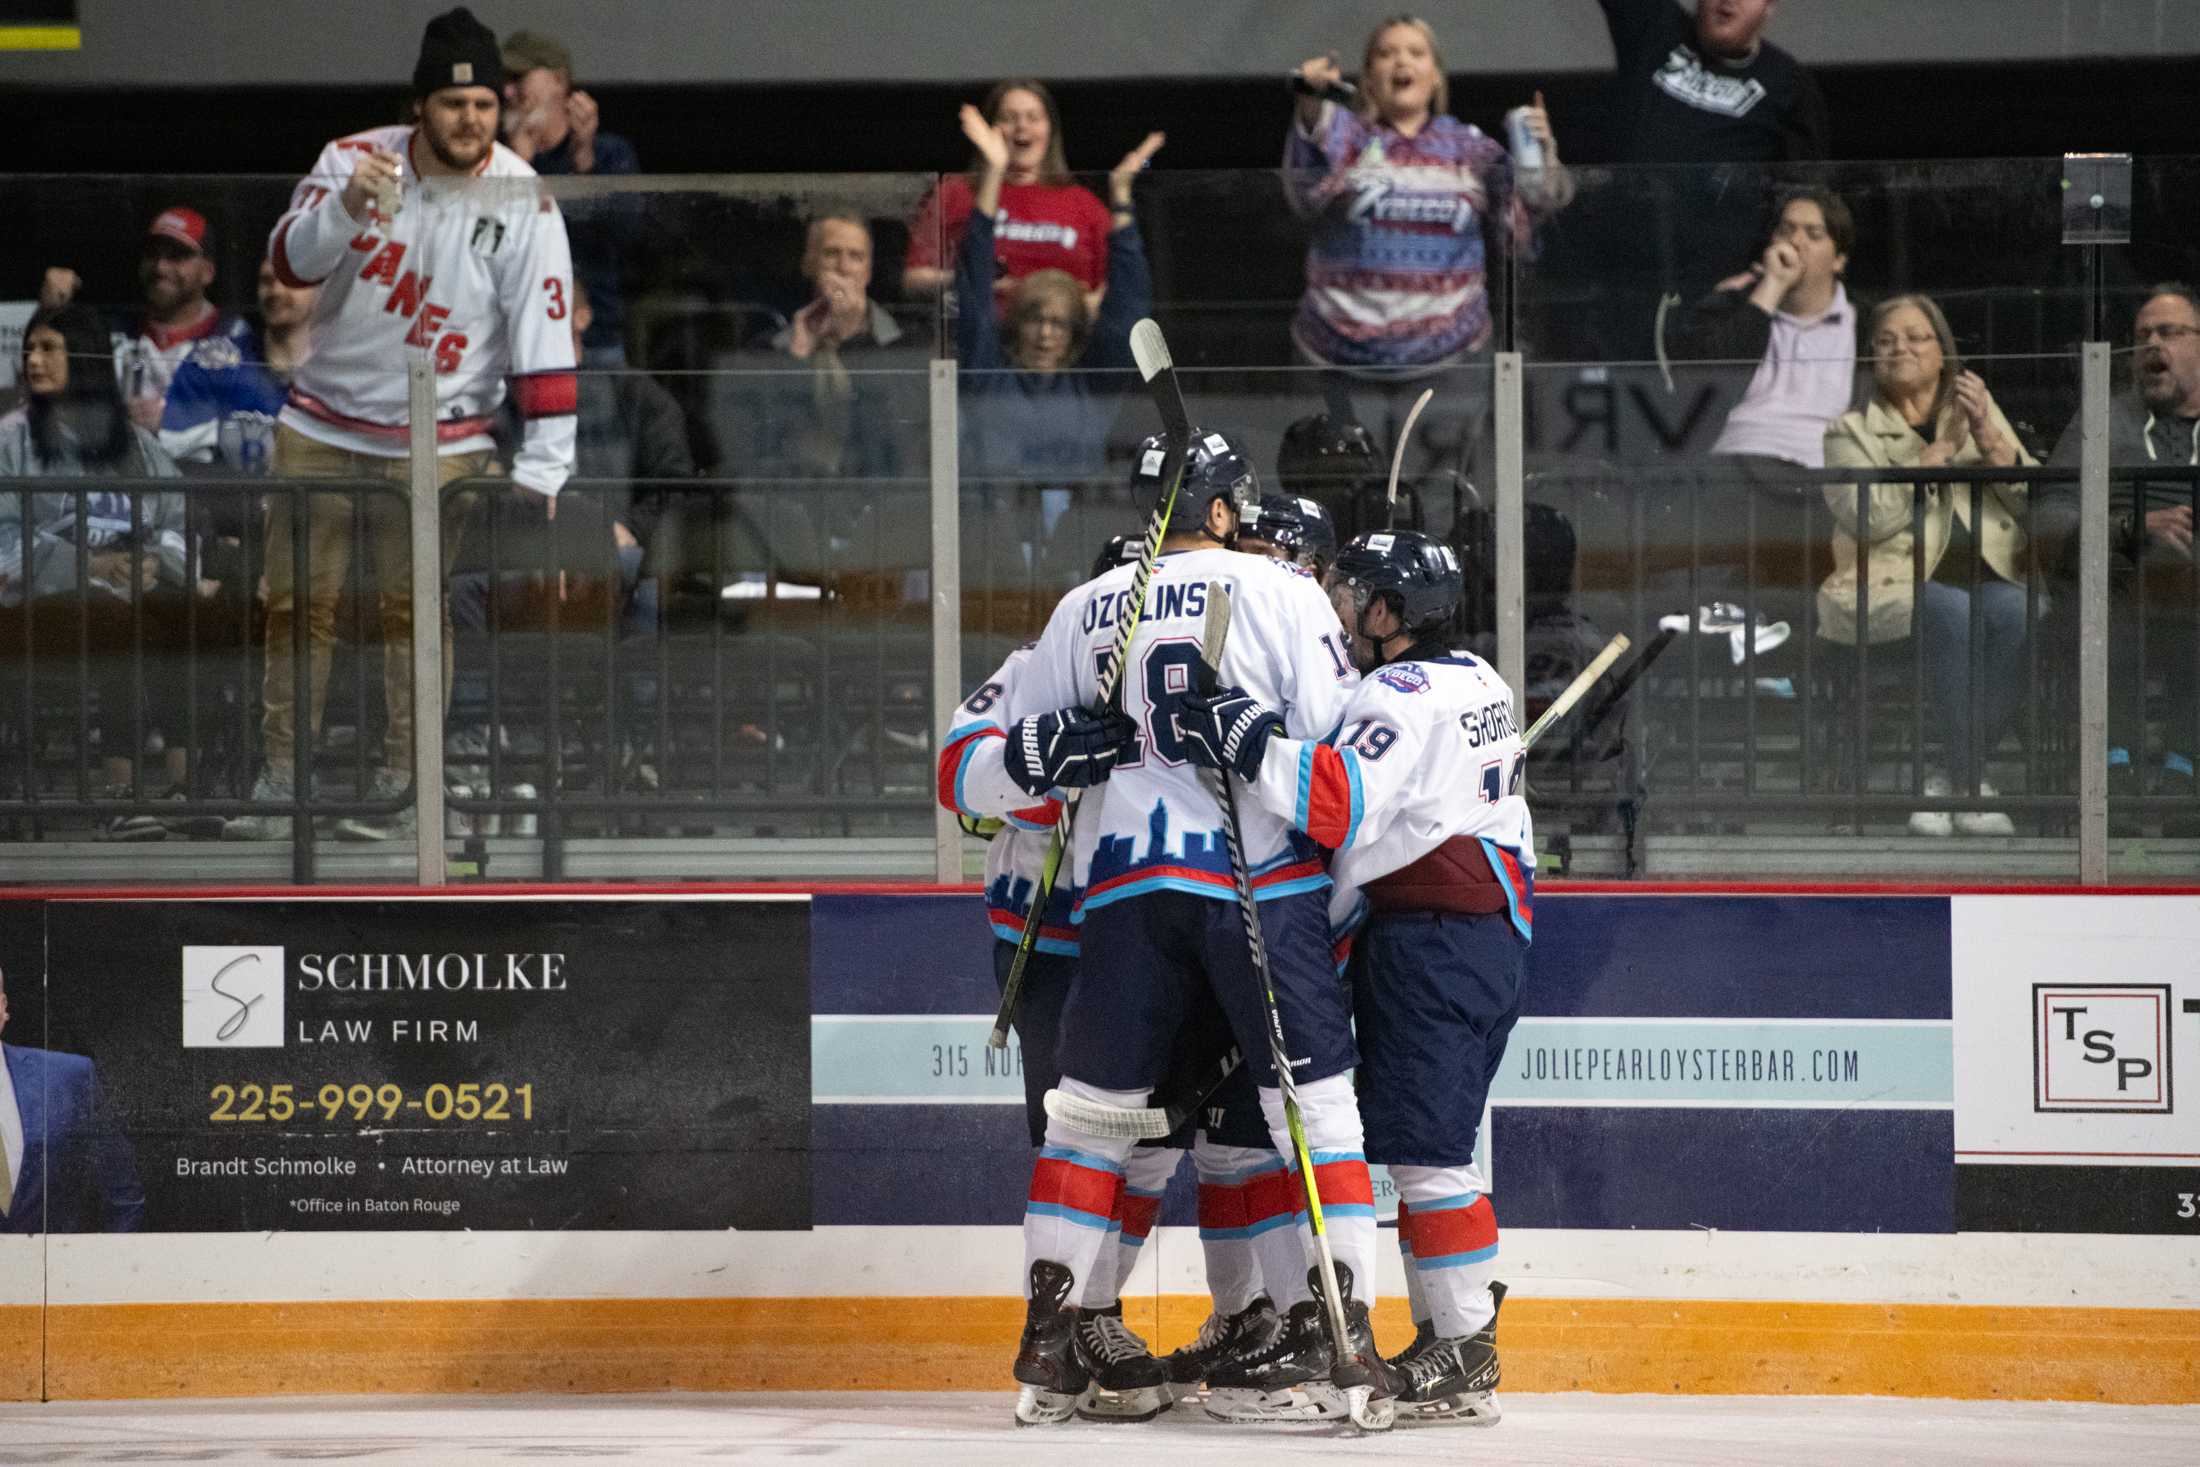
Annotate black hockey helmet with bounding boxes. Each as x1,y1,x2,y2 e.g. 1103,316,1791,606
1275,412,1380,498
1327,529,1464,648
1089,532,1142,581
1130,427,1258,540
1239,493,1339,573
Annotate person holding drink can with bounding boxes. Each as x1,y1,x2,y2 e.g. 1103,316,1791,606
1283,16,1571,533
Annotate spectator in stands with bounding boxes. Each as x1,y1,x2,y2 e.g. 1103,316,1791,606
1673,188,1857,469
1285,17,1571,513
2040,284,2200,829
160,258,314,475
757,213,915,480
955,105,1159,511
0,304,199,839
1819,294,2033,837
40,207,255,432
233,6,578,844
903,81,1117,314
1594,0,1829,330
502,30,641,366
1656,188,1855,647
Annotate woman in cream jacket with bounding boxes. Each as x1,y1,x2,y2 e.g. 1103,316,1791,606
1819,293,2034,836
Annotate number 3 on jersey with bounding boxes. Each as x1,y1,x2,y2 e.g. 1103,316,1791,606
1096,638,1203,768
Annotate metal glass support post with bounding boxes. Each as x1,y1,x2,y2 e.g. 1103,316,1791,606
1494,351,1526,716
2077,342,2111,884
408,352,447,886
928,358,964,883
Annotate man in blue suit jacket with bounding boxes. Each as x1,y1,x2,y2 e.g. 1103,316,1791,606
1,964,145,1234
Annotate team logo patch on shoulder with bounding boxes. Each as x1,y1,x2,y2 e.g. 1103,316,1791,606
189,337,242,371
1276,559,1314,579
1376,663,1431,694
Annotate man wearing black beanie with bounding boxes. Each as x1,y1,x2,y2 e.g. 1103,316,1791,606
240,5,578,842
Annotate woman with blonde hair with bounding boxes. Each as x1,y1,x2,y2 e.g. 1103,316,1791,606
1819,293,2034,836
1285,15,1572,519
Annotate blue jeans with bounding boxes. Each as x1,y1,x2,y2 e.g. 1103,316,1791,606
1918,578,2028,788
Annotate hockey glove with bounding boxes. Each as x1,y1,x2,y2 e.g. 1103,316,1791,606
1004,705,1139,797
1179,687,1283,782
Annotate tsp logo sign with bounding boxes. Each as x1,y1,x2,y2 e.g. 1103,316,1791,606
2033,983,2173,1114
181,946,286,1048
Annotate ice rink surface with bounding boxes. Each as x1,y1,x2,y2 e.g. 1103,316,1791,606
4,1392,2197,1464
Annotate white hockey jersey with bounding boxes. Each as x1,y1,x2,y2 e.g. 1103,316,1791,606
1012,548,1358,917
1247,650,1535,939
269,126,578,494
937,644,1077,956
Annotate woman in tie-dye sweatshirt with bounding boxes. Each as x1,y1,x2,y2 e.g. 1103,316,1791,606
1285,17,1572,373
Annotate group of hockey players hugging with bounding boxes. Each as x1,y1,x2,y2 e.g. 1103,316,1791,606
937,427,1536,1430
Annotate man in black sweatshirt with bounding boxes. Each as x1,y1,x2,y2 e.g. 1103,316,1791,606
1602,0,1828,169
1573,1,1829,357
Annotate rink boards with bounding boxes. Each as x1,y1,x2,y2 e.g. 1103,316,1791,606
0,884,2194,1402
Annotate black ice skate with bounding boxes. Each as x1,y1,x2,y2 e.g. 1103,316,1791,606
1162,1294,1280,1401
1012,1260,1091,1426
1385,1315,1439,1373
1071,1301,1169,1422
1395,1279,1506,1424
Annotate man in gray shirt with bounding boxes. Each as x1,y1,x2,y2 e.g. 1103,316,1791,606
2042,284,2200,820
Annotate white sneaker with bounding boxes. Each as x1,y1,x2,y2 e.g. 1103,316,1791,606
1907,773,1954,837
1954,780,2016,836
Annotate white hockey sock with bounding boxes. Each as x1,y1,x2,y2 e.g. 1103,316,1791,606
1023,1077,1141,1305
1391,1162,1499,1336
1104,1145,1183,1307
1258,1075,1378,1307
1190,1139,1288,1316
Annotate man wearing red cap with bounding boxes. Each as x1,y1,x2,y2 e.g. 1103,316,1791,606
40,205,254,432
229,4,578,842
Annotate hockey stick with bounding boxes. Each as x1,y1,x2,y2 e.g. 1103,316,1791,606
1520,632,1630,749
1386,387,1434,525
1192,581,1387,1432
987,317,1192,1050
1045,630,1634,1144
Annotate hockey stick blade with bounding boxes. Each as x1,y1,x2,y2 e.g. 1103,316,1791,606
1129,317,1172,382
1042,1086,1175,1142
1130,317,1193,440
1386,387,1434,521
1521,633,1629,751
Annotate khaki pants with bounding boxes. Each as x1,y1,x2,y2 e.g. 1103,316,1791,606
262,424,487,778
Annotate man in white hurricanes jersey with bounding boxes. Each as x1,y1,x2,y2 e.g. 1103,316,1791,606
230,6,578,842
997,428,1394,1428
1181,527,1531,1424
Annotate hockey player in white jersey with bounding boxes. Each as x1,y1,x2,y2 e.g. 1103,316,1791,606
1001,429,1393,1426
1181,527,1530,1422
234,6,578,841
939,539,1307,1418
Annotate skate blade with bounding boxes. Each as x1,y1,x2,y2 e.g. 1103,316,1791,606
1401,1389,1501,1425
1013,1384,1084,1426
1203,1382,1345,1424
1074,1384,1167,1423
